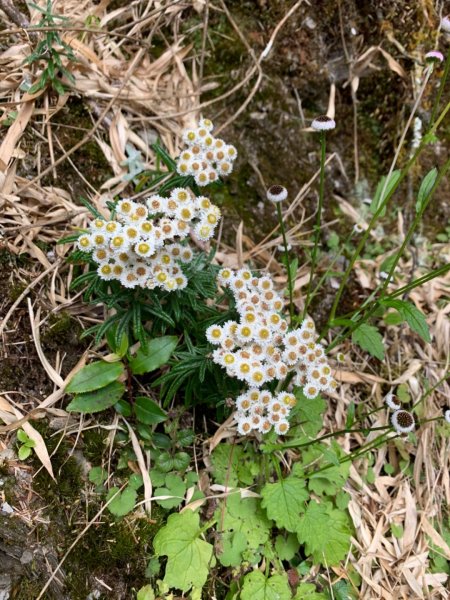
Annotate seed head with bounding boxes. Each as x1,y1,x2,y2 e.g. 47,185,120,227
311,115,336,131
267,185,288,203
391,409,415,434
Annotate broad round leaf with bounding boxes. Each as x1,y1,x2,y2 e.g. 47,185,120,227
66,360,124,394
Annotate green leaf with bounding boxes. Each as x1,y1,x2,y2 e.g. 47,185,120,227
275,533,299,561
155,473,186,509
66,360,124,393
17,429,30,444
416,167,437,213
155,451,174,473
173,451,190,471
293,583,327,599
129,336,178,375
261,476,308,532
88,466,107,486
352,323,384,360
67,381,125,413
18,445,32,460
296,500,352,566
106,486,137,517
288,391,326,443
134,396,167,425
391,523,404,539
240,572,292,600
215,494,271,567
176,429,195,447
114,399,132,417
153,510,215,592
382,299,431,342
333,579,358,600
136,585,155,600
384,311,404,326
128,473,144,491
370,170,401,216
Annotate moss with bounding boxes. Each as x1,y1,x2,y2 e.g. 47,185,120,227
11,576,45,600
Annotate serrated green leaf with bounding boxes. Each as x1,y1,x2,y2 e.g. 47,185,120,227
134,396,167,425
275,533,299,561
173,451,190,471
370,170,401,216
240,572,291,600
293,582,327,599
416,167,437,213
128,473,144,491
66,360,124,394
176,429,195,447
67,381,125,413
382,299,431,342
352,323,384,360
155,451,174,473
215,494,271,567
296,500,352,566
153,510,215,592
136,585,155,600
129,336,178,375
88,466,107,486
155,473,186,509
106,486,137,517
261,476,308,532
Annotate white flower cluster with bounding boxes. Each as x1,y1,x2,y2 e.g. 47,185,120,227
234,389,297,436
206,269,337,435
76,191,221,291
176,118,237,186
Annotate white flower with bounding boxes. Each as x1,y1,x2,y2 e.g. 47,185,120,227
266,185,288,203
311,115,336,131
391,410,415,434
384,391,400,411
444,409,450,424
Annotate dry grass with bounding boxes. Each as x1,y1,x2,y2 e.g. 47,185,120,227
0,1,449,598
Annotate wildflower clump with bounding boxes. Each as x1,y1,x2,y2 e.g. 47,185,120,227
176,118,238,186
76,191,221,291
206,269,337,435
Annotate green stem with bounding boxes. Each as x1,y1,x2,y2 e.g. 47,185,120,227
327,71,439,327
303,130,326,318
326,262,450,352
276,202,294,323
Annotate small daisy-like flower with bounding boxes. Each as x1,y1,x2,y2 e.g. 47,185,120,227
217,161,233,176
311,115,336,131
236,416,253,436
174,273,188,289
175,203,195,222
425,50,444,63
236,393,252,412
384,391,400,411
120,270,139,288
303,384,319,399
179,247,194,263
171,188,190,203
138,221,153,237
194,222,214,241
206,324,224,344
117,199,134,217
97,263,114,280
134,241,155,258
90,218,106,232
93,247,110,262
182,128,199,144
267,184,288,203
274,419,290,435
177,160,191,176
444,409,450,424
199,117,214,132
195,170,209,187
77,234,94,251
391,410,415,434
146,195,166,214
353,223,365,234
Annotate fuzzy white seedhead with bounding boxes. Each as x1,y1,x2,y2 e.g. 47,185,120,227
267,185,288,203
391,409,415,434
311,115,336,131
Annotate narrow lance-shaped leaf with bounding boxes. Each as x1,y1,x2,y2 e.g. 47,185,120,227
370,170,401,216
416,167,437,213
